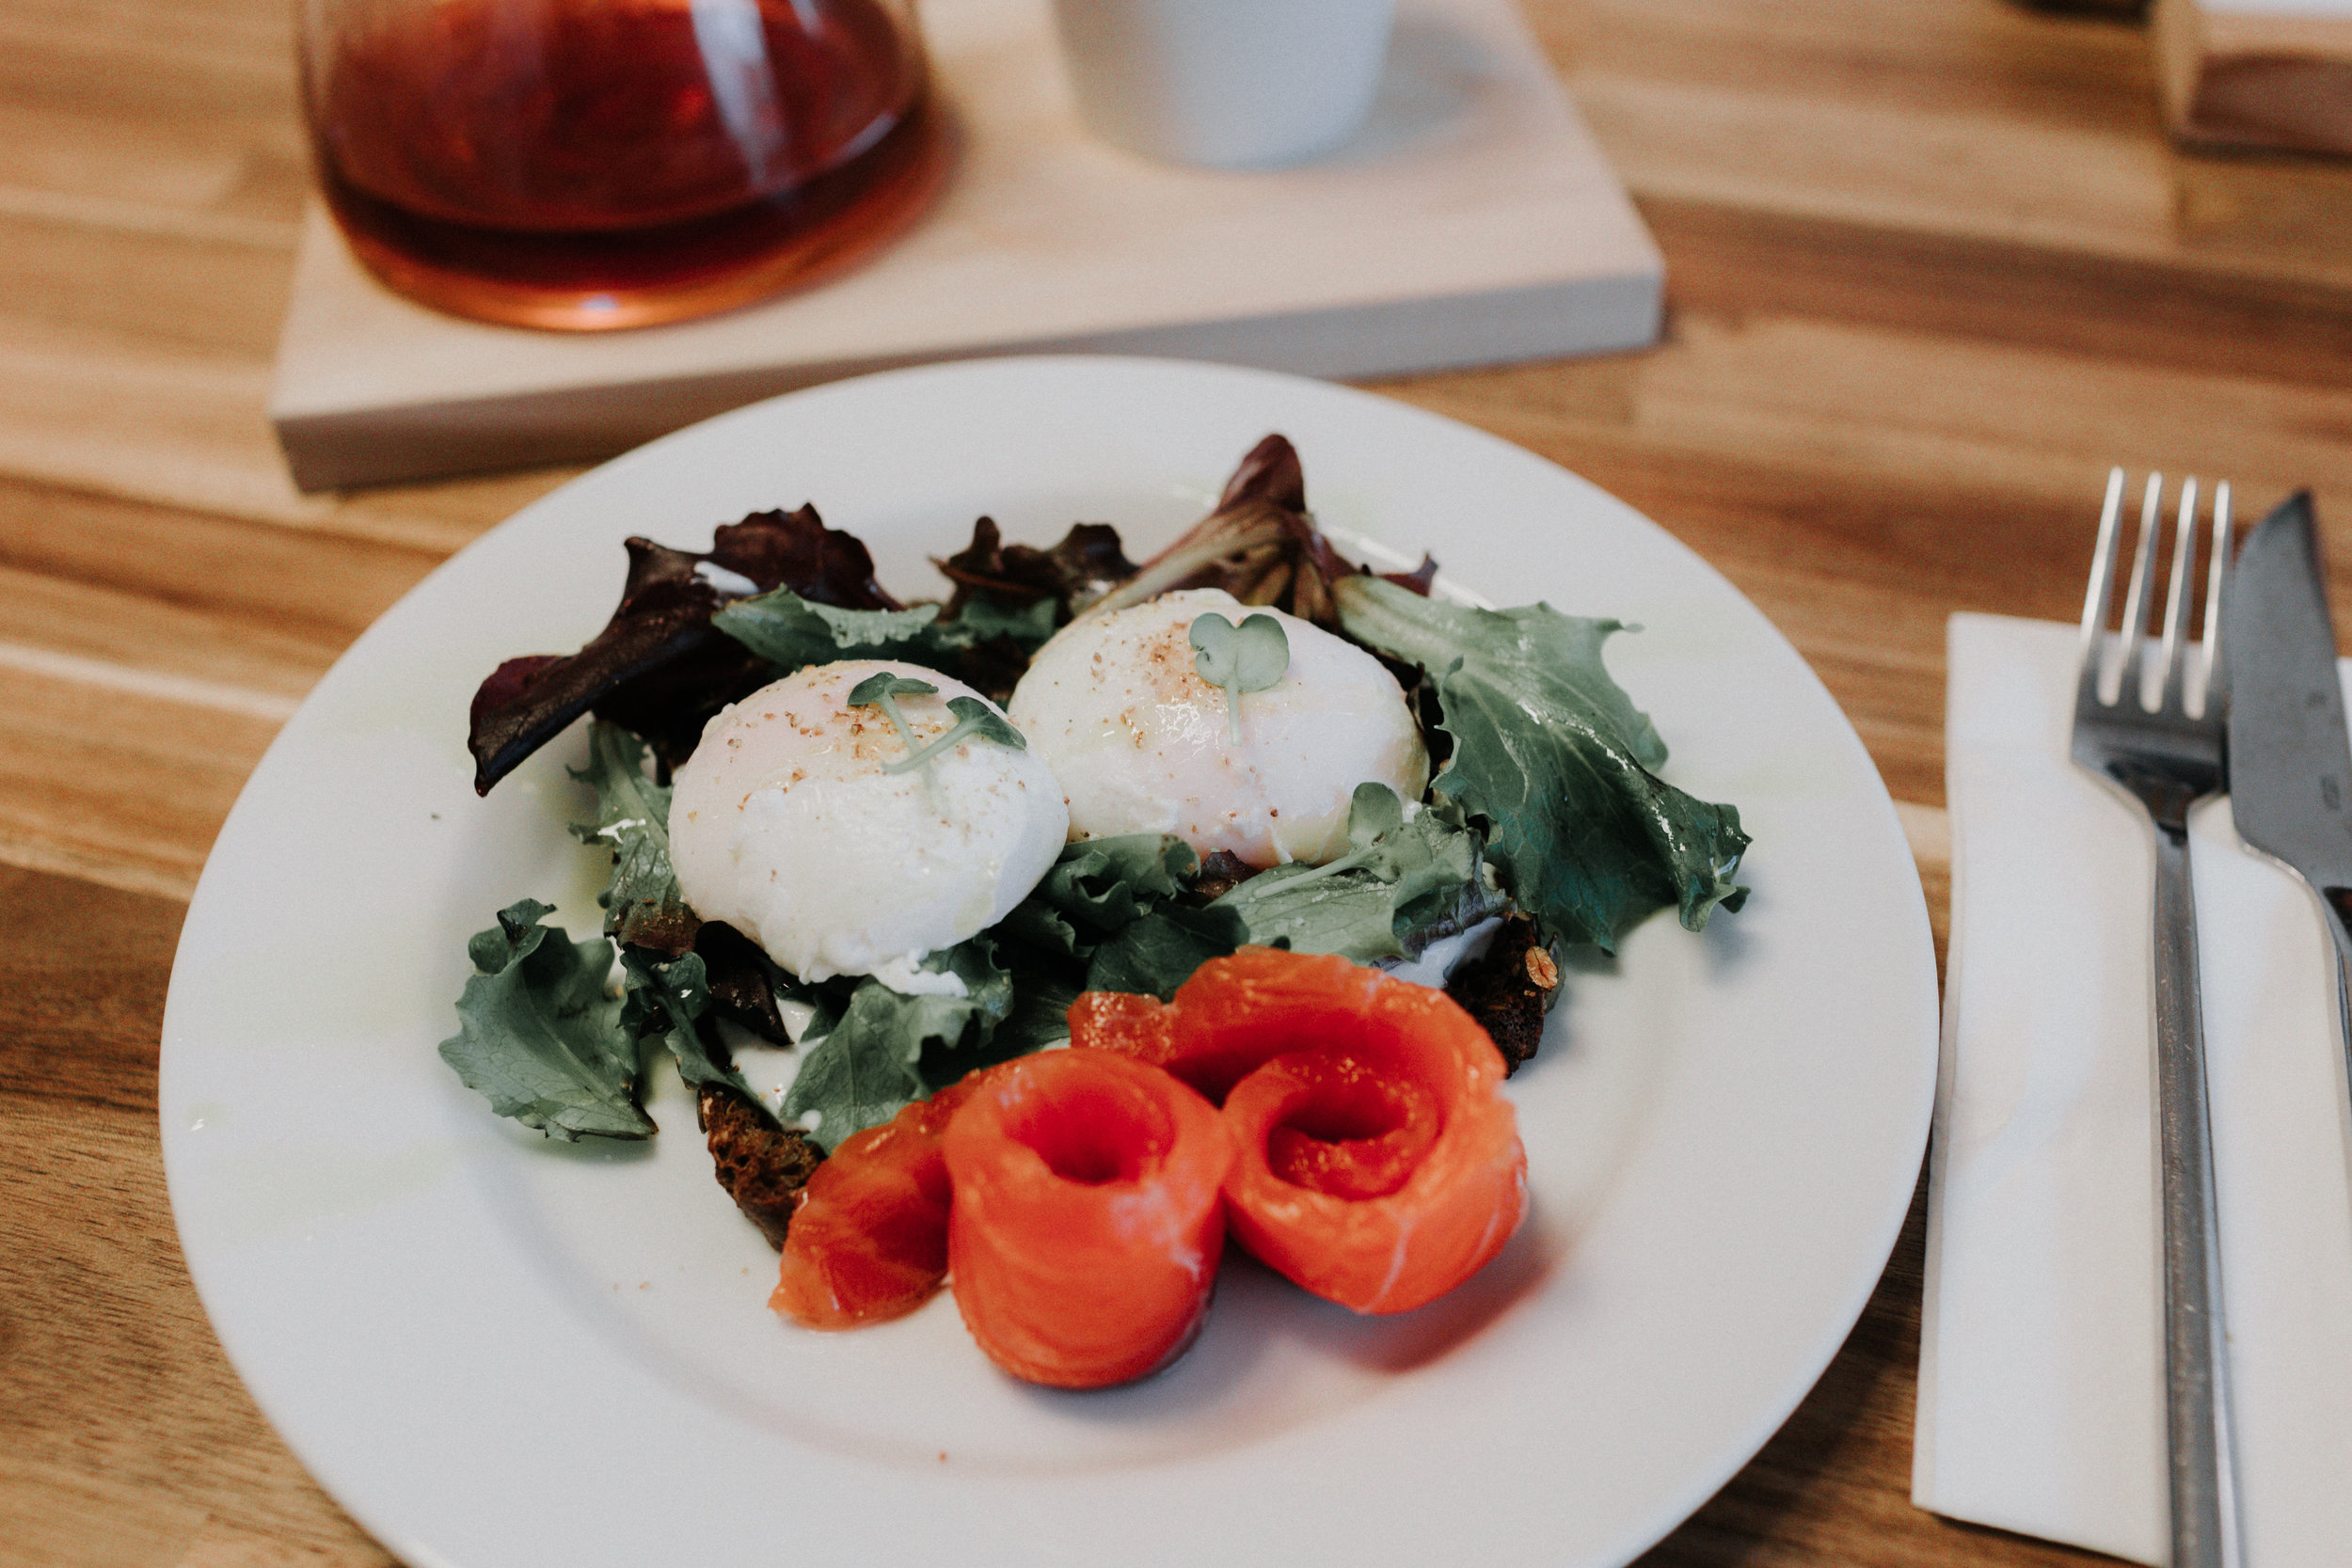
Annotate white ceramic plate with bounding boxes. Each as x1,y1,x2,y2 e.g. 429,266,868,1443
161,357,1936,1568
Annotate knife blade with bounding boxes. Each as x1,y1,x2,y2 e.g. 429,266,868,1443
2222,490,2352,1006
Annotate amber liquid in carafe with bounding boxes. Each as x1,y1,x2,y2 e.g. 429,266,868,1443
306,0,944,329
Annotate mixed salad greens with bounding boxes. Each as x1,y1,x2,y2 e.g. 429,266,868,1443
443,436,1751,1229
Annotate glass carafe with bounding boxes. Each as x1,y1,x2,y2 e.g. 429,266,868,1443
298,0,944,329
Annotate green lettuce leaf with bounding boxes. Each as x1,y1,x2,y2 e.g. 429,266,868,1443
1334,577,1750,952
619,947,756,1101
1082,903,1246,999
992,833,1242,1001
711,593,966,671
993,959,1085,1056
776,981,929,1149
709,589,1058,686
950,594,1059,652
783,940,1015,1148
707,586,1063,708
567,721,696,956
1021,833,1199,938
1216,784,1506,963
439,900,652,1141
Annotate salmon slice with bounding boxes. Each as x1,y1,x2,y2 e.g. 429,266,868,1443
1072,947,1528,1315
943,1048,1234,1388
1254,1050,1441,1200
771,1076,988,1329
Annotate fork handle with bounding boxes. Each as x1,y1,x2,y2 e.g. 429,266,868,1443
2150,824,2242,1568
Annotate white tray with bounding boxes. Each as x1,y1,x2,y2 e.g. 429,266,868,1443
268,0,1661,490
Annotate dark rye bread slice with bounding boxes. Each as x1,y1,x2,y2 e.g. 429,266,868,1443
1443,916,1561,1076
698,1082,823,1250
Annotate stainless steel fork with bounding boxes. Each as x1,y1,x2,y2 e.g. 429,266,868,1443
2070,468,2242,1568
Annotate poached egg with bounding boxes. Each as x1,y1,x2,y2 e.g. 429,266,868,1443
670,660,1068,987
1008,588,1428,867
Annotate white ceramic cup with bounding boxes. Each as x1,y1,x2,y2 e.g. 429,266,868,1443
1049,0,1399,170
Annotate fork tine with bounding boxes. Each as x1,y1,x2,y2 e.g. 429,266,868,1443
2078,467,2127,708
2158,478,2199,713
2117,473,2164,709
2201,482,2233,717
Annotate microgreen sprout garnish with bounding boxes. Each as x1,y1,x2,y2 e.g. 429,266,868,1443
849,672,936,757
1189,611,1291,745
847,671,1027,776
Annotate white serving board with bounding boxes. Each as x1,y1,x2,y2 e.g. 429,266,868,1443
268,0,1661,491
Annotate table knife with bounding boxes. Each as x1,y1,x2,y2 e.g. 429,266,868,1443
2222,491,2352,1049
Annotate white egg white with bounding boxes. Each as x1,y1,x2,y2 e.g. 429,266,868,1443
1008,588,1429,867
669,660,1068,984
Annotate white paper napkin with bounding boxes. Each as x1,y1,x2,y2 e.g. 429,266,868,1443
1915,612,2352,1567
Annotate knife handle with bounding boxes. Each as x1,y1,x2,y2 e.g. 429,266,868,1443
2151,825,2243,1568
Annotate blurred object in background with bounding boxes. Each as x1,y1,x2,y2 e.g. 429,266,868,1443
2153,0,2352,156
1049,0,1398,168
2013,0,2151,17
269,0,1663,491
299,0,949,330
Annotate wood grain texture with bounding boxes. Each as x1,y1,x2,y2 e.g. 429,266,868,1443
0,868,394,1568
7,0,2351,1561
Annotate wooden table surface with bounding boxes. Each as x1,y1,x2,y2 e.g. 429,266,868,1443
8,0,2352,1563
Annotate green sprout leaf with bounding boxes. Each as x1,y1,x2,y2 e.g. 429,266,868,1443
941,696,1025,753
846,671,939,706
846,672,938,768
1190,611,1291,744
845,672,1026,776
